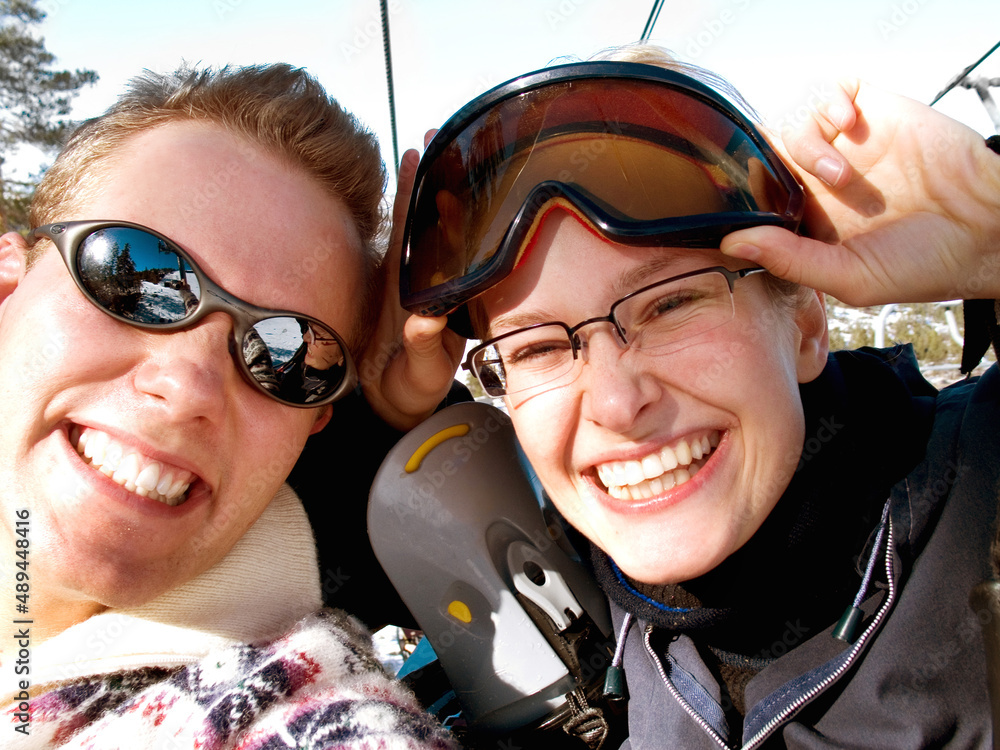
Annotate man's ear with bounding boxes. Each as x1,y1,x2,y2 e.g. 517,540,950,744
309,404,333,435
795,289,829,384
0,232,29,306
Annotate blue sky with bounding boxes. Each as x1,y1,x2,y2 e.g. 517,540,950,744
13,0,1000,185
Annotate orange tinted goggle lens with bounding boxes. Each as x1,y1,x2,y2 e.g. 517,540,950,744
401,67,802,319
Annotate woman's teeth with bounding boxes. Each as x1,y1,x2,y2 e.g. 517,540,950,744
596,431,720,501
72,426,193,506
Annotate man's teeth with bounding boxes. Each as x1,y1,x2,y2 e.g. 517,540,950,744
597,431,720,501
72,427,193,506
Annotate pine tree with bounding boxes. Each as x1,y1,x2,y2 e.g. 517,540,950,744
0,0,97,231
116,241,137,278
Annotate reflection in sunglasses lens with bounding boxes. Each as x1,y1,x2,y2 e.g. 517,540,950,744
78,228,200,324
251,317,302,369
247,318,345,404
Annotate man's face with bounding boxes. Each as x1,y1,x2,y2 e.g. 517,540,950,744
0,122,364,614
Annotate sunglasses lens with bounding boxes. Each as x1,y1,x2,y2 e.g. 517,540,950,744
77,227,201,323
246,317,348,404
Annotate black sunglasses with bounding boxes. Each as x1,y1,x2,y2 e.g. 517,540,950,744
33,220,357,407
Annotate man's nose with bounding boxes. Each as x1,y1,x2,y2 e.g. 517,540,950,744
132,312,239,422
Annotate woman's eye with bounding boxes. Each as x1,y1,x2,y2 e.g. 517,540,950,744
654,294,688,313
507,340,571,365
648,291,700,319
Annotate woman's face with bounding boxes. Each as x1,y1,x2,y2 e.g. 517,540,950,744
479,209,828,585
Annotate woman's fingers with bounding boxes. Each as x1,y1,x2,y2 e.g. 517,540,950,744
780,79,861,188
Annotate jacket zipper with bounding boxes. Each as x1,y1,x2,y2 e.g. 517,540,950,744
645,515,897,750
644,625,734,750
742,516,897,750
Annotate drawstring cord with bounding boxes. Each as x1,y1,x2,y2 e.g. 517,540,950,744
602,611,633,700
833,499,891,643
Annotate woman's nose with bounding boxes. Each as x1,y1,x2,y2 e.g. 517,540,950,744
576,326,659,434
132,312,238,422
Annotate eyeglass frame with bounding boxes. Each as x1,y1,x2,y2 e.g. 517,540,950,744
462,265,768,397
31,219,358,408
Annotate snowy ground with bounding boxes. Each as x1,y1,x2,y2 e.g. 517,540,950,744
826,299,995,387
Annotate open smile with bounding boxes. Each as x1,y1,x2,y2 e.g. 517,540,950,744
70,425,196,506
595,430,721,501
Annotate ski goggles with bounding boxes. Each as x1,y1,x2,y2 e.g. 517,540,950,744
33,220,357,408
399,61,803,333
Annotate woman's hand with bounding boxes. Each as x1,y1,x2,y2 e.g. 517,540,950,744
359,148,466,431
722,79,1000,306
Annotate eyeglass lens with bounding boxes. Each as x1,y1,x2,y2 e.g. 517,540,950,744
473,270,736,396
74,226,346,405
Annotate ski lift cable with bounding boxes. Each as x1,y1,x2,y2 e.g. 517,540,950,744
380,0,401,179
930,39,1000,106
640,0,666,42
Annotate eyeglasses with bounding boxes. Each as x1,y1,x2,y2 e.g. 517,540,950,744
464,266,765,397
399,61,802,336
32,220,357,407
302,325,339,346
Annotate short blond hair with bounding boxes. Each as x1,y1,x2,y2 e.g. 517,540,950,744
29,63,387,346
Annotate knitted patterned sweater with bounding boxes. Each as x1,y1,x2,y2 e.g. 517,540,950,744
1,486,456,750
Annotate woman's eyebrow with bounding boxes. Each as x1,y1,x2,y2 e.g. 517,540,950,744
485,251,704,336
612,251,691,298
486,309,560,338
